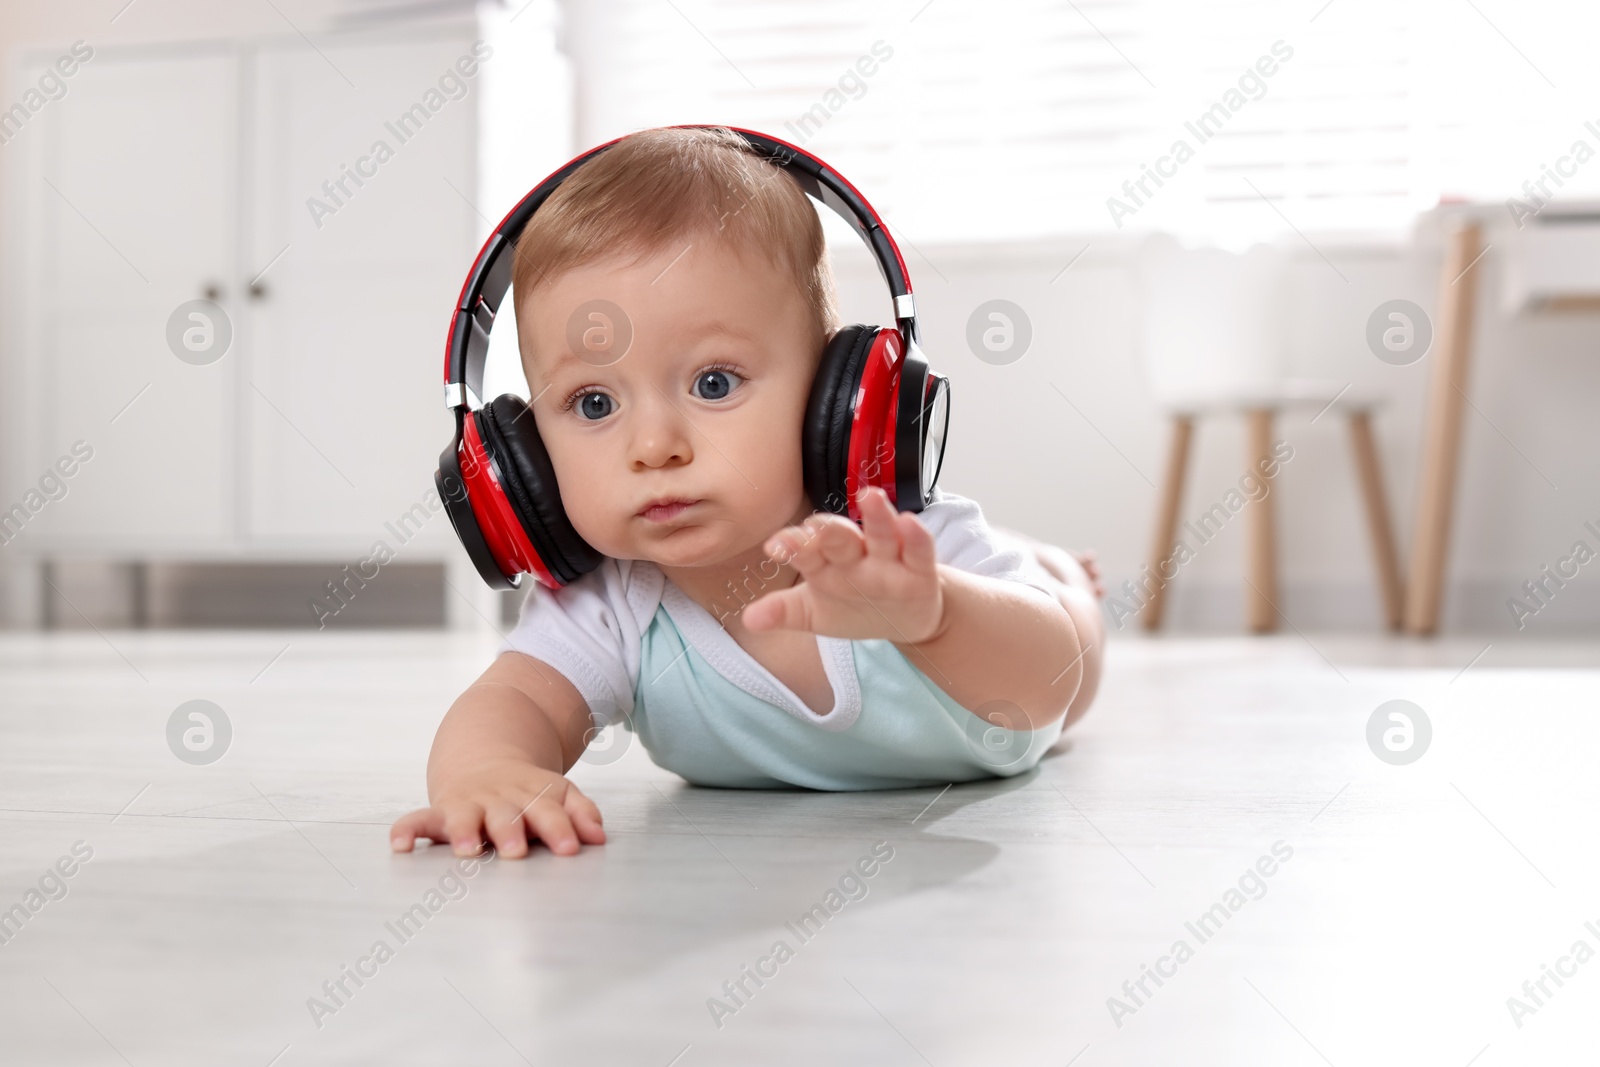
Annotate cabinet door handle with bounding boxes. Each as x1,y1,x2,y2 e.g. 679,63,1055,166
249,282,268,300
202,282,222,301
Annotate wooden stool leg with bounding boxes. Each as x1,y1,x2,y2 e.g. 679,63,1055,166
1245,408,1278,633
1404,219,1482,634
1348,410,1405,630
1142,415,1193,631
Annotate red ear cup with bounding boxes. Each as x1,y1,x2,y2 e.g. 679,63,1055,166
804,324,930,522
435,396,602,590
848,325,904,514
477,394,603,587
436,411,530,590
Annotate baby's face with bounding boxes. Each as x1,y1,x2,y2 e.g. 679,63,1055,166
519,237,824,570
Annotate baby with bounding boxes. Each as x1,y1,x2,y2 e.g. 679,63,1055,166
391,127,1105,859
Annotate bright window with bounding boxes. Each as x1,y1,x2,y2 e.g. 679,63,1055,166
559,0,1600,244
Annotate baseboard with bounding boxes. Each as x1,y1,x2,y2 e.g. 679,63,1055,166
1101,577,1600,634
0,560,470,630
3,561,1594,634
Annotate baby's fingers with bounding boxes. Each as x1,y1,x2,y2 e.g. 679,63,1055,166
810,517,865,566
390,807,445,852
564,787,607,846
483,799,533,859
440,802,489,857
524,798,581,856
769,514,858,572
858,486,903,561
742,586,813,633
896,510,938,574
391,804,483,855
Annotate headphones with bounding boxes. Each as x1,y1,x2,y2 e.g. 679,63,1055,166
437,125,952,591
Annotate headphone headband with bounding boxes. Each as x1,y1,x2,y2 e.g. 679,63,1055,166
443,125,918,408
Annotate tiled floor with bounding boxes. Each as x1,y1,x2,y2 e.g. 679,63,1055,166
0,628,1596,1065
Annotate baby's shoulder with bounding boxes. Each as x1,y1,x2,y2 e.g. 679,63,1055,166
554,555,666,628
916,487,1002,555
916,487,1057,597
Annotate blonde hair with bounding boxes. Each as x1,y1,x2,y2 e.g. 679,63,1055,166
510,126,840,359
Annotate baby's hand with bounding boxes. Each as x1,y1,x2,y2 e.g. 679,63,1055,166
744,485,945,644
389,758,605,859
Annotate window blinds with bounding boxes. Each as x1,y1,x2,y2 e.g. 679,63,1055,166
559,0,1600,243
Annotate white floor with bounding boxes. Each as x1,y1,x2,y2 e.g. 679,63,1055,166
1,627,1597,1066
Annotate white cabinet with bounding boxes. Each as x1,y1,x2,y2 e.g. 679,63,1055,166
244,33,479,543
2,20,499,625
33,47,241,546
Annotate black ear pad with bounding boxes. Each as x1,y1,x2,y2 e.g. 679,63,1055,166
803,324,878,515
477,394,603,585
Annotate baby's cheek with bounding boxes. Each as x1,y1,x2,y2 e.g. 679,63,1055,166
769,453,813,523
755,432,801,475
569,498,627,555
545,463,605,543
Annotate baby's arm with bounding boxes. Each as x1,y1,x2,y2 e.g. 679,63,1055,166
895,564,1084,730
748,485,1085,731
389,651,606,859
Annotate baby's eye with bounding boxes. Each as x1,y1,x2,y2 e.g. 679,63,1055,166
693,366,744,401
571,391,614,421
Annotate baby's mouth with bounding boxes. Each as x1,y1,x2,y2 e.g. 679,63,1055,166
638,498,700,523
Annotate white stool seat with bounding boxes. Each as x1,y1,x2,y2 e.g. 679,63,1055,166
1153,378,1386,417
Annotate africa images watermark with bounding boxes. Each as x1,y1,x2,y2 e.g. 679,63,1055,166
167,699,232,766
1107,40,1295,228
0,441,96,548
1504,119,1600,229
305,40,492,230
1105,439,1295,629
1505,518,1600,631
0,40,94,148
305,850,495,1030
780,40,894,146
1107,840,1295,1028
1504,917,1600,1030
307,472,469,628
1367,699,1431,765
0,841,95,950
706,840,896,1029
